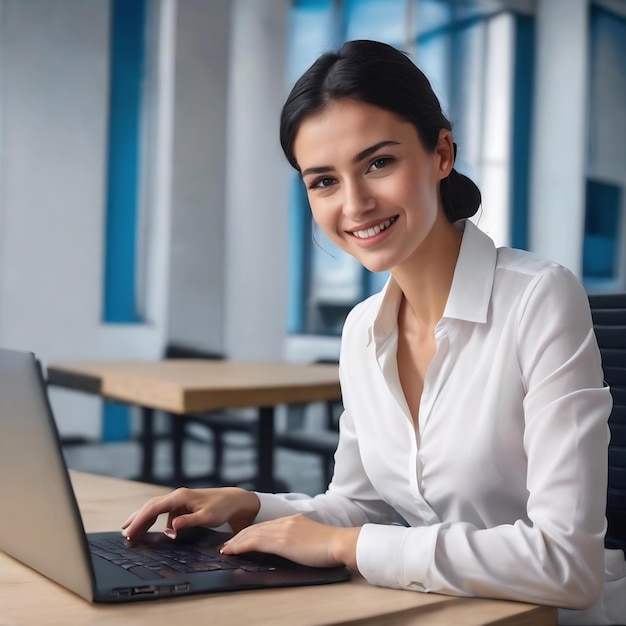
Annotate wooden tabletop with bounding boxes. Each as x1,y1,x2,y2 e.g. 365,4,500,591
0,472,557,626
47,360,341,413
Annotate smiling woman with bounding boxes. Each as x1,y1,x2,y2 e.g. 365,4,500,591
122,40,626,625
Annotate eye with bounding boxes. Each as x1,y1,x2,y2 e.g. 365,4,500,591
367,157,394,172
308,176,337,190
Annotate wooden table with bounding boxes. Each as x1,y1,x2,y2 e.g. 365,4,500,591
46,360,342,490
0,471,557,625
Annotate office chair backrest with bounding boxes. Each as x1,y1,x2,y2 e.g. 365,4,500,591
164,343,224,361
588,292,626,554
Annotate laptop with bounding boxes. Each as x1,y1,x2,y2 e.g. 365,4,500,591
0,348,351,603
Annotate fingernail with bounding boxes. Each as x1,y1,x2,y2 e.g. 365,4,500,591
164,528,176,540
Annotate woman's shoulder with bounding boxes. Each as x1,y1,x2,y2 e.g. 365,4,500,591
494,246,591,325
494,246,586,301
495,245,561,277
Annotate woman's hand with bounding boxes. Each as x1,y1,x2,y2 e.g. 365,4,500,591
220,514,361,571
121,487,260,540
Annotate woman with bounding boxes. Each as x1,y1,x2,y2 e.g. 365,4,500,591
122,40,626,624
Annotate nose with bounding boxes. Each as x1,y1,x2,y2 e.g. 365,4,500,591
342,179,375,219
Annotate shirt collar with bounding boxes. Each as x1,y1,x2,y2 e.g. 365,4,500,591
368,219,497,344
443,219,497,324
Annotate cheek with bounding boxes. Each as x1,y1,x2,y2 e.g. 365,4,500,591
309,197,338,232
399,174,440,218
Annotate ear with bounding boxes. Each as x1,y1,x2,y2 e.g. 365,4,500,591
434,129,455,180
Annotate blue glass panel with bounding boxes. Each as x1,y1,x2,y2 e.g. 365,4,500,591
587,4,626,179
103,0,146,323
102,0,147,440
585,4,626,288
343,0,405,45
583,180,621,279
102,402,132,442
416,0,454,37
287,177,312,333
289,0,335,82
510,15,534,250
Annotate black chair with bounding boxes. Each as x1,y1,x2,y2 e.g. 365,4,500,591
589,292,626,554
164,344,257,486
275,359,341,489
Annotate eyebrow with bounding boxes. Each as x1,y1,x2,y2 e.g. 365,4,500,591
301,140,400,178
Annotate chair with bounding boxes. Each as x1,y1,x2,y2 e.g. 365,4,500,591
275,359,341,489
164,344,257,486
589,292,626,554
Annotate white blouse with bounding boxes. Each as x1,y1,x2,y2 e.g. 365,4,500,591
255,220,626,625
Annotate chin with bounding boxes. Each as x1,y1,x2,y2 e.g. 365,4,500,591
361,259,394,274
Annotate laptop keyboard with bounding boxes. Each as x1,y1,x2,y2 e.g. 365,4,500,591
89,537,276,580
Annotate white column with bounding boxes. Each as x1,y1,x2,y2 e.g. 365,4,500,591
164,0,231,353
529,0,589,275
224,0,291,361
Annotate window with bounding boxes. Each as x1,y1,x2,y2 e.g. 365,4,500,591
287,0,533,335
584,2,626,290
103,0,148,324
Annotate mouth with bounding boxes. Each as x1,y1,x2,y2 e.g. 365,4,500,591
349,216,398,239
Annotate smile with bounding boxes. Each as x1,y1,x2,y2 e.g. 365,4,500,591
350,216,398,239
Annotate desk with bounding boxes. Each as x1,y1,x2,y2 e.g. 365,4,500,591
46,360,342,490
0,471,557,625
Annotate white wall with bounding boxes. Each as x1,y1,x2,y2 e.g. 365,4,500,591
0,0,110,359
165,0,231,353
224,0,291,361
0,0,121,436
0,0,292,437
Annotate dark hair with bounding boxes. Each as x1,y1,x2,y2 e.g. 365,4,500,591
279,40,481,222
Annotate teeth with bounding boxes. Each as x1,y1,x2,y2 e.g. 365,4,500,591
353,217,395,239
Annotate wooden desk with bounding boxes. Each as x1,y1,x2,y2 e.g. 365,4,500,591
0,472,557,625
46,360,342,490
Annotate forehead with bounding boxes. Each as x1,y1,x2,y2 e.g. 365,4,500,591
293,99,418,167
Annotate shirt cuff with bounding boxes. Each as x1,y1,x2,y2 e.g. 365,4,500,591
357,523,438,591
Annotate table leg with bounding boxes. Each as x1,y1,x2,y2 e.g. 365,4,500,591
255,406,289,493
256,406,275,492
139,407,155,483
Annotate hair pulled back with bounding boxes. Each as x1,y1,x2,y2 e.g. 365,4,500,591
280,40,481,223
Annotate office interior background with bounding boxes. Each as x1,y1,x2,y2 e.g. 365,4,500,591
0,0,624,453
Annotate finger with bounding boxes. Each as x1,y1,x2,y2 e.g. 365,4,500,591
121,505,160,538
221,525,273,555
170,509,214,535
122,492,187,539
121,509,140,530
166,507,186,532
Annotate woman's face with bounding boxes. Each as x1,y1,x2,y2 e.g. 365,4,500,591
293,99,453,274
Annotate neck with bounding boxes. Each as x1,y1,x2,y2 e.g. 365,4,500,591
391,215,462,329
